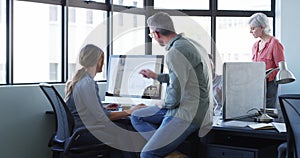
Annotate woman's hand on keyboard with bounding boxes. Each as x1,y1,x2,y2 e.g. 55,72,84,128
106,103,119,111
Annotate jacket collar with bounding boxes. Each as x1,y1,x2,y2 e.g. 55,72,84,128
166,33,183,51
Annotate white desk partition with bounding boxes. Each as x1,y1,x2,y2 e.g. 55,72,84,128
223,62,265,120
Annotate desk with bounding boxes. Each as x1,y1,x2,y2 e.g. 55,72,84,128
46,110,286,158
199,120,287,158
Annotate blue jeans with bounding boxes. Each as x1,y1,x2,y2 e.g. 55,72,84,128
131,106,199,158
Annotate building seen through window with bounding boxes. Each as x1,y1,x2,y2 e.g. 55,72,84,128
0,0,274,84
154,0,209,10
86,10,93,24
112,12,145,56
68,7,107,81
114,0,142,8
49,6,58,22
13,1,62,83
218,0,271,11
49,63,58,81
216,17,273,62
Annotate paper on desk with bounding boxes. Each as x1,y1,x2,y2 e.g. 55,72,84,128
248,122,287,132
248,123,275,130
222,120,254,127
272,122,287,133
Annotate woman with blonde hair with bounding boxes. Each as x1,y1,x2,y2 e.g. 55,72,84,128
65,44,145,158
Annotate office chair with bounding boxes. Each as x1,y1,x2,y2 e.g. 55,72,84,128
39,83,112,158
278,94,300,158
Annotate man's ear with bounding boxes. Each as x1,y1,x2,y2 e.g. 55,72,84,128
154,31,160,38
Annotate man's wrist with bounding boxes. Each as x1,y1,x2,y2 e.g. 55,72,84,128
154,73,158,79
123,110,131,115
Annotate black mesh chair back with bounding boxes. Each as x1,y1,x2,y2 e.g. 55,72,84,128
40,84,74,144
279,94,300,158
40,84,74,158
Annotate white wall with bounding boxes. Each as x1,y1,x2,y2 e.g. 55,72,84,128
0,85,54,158
0,83,106,158
278,0,300,94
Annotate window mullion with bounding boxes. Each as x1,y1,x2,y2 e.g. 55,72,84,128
62,0,68,82
6,0,13,84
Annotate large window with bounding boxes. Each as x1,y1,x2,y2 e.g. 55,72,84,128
216,17,273,62
68,7,107,81
113,0,143,8
154,0,209,10
152,16,211,56
112,12,145,55
218,0,271,11
216,17,255,63
14,1,62,83
0,0,5,84
215,16,273,74
1,0,275,84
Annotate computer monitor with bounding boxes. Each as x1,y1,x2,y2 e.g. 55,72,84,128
104,55,165,105
222,62,265,120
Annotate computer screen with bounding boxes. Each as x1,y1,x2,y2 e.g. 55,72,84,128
104,55,165,105
222,62,265,120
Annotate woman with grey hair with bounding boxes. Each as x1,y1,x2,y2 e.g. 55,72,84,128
248,12,285,108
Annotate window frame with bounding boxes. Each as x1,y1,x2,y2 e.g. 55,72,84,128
1,0,275,85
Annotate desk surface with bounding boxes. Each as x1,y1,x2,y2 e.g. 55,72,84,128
212,117,287,141
213,125,286,141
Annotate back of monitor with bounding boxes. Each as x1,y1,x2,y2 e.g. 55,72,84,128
223,62,265,120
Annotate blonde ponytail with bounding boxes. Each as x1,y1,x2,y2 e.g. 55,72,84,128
65,68,86,101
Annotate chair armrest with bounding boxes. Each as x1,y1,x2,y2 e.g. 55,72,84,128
277,142,287,158
64,125,107,151
73,125,106,135
48,132,63,147
48,132,66,147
